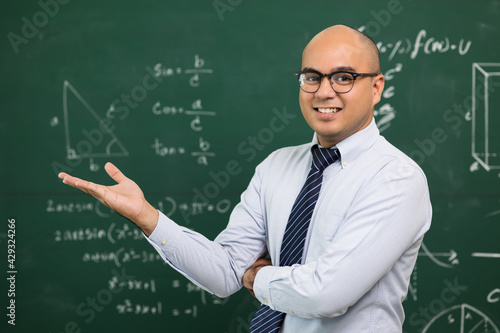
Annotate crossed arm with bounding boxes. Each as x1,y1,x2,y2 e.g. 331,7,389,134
58,162,267,295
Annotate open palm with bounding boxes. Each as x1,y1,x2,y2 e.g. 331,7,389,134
58,162,158,235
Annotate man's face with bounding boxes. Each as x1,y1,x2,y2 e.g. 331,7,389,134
299,30,384,148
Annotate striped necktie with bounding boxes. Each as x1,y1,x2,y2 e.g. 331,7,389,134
249,145,340,333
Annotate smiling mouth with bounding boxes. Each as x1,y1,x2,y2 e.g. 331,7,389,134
315,107,342,114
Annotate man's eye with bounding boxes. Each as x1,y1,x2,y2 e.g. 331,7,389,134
304,74,320,82
333,74,353,83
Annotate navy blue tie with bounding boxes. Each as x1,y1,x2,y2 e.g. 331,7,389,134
249,145,340,333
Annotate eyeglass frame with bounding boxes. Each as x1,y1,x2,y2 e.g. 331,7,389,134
294,69,379,94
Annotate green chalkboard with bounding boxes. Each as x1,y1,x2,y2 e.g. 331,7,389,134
1,1,499,332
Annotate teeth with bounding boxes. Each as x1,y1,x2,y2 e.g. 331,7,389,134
317,107,341,114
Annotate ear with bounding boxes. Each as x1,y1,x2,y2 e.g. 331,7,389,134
372,74,385,106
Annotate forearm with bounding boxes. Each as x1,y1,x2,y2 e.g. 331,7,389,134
145,155,273,297
252,236,423,318
146,211,243,297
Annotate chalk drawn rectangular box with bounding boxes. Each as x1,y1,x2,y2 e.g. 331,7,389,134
472,63,500,171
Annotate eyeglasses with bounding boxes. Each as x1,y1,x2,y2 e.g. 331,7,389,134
294,69,379,94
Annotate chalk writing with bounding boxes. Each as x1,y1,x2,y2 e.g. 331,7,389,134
408,263,418,301
419,242,459,268
471,252,500,259
156,196,231,218
152,99,216,132
55,227,107,242
150,97,217,165
152,100,215,117
172,305,197,317
82,248,165,267
374,63,402,132
487,288,500,303
62,81,129,172
471,63,500,172
109,276,157,294
47,199,94,214
151,139,186,157
47,198,111,218
54,223,143,244
422,303,499,333
116,299,163,315
376,29,472,62
172,280,229,306
153,55,213,87
151,136,215,166
48,195,230,220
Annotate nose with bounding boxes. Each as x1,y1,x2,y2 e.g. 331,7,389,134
315,76,338,99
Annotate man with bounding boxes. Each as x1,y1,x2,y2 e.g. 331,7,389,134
59,25,432,332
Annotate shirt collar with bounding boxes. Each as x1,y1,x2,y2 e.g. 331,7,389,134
310,118,380,169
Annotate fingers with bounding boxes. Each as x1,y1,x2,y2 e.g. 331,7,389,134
243,257,273,299
58,172,82,187
58,172,106,199
58,162,125,186
242,271,255,296
58,172,69,180
105,162,128,184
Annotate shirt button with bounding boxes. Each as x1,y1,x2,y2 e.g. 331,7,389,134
289,310,295,314
263,298,269,303
343,161,348,167
161,240,167,245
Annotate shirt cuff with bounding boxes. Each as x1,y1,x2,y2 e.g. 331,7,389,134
253,265,305,317
253,265,280,309
143,211,214,293
144,210,183,263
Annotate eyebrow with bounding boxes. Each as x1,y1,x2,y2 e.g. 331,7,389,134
302,66,357,73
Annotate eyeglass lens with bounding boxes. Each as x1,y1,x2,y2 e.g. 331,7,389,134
299,72,354,93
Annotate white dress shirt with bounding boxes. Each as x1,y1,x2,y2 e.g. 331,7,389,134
146,118,432,332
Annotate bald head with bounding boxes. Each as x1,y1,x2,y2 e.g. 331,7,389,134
303,25,380,73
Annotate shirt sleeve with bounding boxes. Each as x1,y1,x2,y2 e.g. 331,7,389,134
144,160,270,298
252,161,432,318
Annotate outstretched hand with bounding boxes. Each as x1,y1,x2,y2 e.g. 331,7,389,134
58,162,158,236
